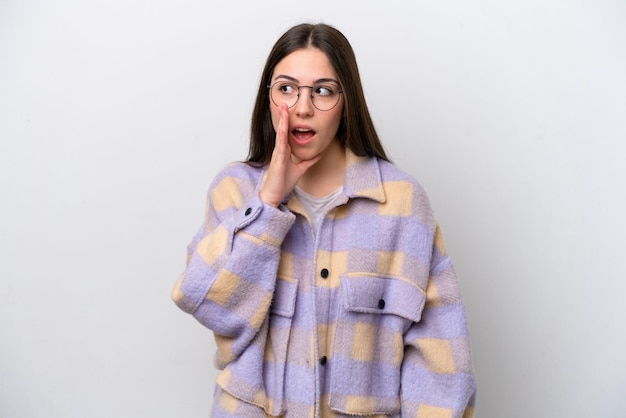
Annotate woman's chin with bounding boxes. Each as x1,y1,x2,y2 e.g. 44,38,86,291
291,151,320,164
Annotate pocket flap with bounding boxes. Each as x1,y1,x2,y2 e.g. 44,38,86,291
270,278,298,317
343,275,425,323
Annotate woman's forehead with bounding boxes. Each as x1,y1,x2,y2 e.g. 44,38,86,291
271,48,338,82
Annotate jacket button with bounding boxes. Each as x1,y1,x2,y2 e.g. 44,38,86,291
244,207,252,216
320,356,327,366
377,299,385,309
320,268,329,279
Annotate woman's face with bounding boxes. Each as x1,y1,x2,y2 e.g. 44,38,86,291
269,48,344,163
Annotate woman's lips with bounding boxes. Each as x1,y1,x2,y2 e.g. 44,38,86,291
291,127,316,144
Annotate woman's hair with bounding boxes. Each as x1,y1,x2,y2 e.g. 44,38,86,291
247,23,389,164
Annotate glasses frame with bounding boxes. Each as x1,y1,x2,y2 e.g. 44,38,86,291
267,82,343,112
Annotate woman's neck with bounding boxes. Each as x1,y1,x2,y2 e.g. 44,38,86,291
297,141,346,197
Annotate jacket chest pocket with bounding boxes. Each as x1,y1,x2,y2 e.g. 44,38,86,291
329,274,426,415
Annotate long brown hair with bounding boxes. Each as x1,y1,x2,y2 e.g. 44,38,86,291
247,23,389,164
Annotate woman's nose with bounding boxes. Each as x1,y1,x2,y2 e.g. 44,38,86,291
294,89,314,116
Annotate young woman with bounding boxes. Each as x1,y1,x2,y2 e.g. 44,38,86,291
172,23,477,418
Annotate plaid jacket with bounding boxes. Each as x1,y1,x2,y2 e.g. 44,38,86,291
172,149,477,417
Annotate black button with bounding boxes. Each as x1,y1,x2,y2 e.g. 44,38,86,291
320,268,329,279
377,299,385,309
244,207,252,216
320,356,327,366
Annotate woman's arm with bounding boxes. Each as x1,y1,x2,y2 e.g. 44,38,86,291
400,224,477,418
171,166,296,367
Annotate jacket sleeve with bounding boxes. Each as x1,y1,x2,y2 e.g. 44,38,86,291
400,224,477,418
171,167,295,367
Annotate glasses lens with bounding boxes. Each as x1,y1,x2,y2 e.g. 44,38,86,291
312,84,340,111
270,82,298,108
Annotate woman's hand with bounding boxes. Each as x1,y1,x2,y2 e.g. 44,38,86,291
259,103,321,207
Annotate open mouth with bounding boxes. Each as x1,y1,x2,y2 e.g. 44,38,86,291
292,127,316,143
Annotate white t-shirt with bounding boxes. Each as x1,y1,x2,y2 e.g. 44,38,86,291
293,186,343,236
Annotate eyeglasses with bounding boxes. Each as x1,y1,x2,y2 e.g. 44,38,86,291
267,81,343,111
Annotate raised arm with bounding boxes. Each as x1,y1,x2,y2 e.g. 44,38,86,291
171,166,295,367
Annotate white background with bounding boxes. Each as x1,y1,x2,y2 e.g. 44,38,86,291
1,1,625,417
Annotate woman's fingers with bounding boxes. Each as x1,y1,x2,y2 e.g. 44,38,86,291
274,103,289,156
260,104,291,207
260,102,322,206
269,103,290,165
277,103,289,145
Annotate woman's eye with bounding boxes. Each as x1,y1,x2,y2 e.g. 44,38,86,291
279,84,296,94
315,86,334,96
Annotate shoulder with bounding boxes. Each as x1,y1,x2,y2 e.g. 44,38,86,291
208,161,266,192
207,162,266,209
377,159,429,198
376,159,436,229
211,161,265,186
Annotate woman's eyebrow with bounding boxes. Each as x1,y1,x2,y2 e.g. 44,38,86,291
273,74,339,84
273,74,298,83
315,77,340,85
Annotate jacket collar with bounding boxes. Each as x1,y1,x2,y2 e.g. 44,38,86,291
281,148,387,208
342,148,386,203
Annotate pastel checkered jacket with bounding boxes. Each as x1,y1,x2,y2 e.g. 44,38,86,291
172,149,477,417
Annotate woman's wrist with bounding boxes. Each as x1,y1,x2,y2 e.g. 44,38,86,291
259,190,281,207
